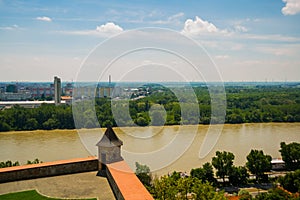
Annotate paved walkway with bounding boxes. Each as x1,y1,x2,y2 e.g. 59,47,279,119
0,171,115,200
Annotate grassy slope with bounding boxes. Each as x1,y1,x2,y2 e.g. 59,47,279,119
0,190,96,200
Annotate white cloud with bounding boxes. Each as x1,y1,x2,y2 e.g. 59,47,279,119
0,24,19,30
282,0,300,15
59,22,123,37
234,25,248,32
96,22,123,34
152,12,184,25
167,12,184,22
181,16,230,37
36,16,52,22
182,16,219,35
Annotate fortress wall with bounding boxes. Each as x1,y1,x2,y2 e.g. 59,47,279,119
0,157,98,183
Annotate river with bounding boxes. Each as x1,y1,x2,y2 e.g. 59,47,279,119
0,123,299,176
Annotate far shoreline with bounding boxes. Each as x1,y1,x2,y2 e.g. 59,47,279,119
1,122,299,134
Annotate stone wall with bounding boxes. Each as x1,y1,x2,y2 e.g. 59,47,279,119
106,166,125,200
0,157,98,183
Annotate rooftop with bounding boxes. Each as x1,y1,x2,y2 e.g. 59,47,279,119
96,126,123,147
107,160,154,200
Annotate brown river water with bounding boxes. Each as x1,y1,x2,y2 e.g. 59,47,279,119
0,123,299,176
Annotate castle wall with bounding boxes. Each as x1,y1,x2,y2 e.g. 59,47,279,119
0,157,98,183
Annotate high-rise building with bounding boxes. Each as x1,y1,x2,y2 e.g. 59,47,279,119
54,76,61,105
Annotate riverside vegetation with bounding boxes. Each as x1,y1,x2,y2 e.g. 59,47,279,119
135,142,300,199
0,158,42,168
0,84,299,131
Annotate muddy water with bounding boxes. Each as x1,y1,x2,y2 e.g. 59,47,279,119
0,123,299,175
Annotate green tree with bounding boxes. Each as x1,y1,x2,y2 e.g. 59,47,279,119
149,104,166,126
0,121,11,131
24,118,38,130
152,175,178,200
152,175,226,200
229,166,249,186
190,162,216,185
212,151,235,184
192,178,226,200
27,158,42,165
238,190,252,200
0,160,20,168
246,150,272,182
254,187,297,200
278,169,300,193
135,116,149,126
42,118,59,130
280,142,300,171
177,177,193,200
135,162,151,187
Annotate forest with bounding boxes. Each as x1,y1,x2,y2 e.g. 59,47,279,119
135,142,300,199
0,84,300,131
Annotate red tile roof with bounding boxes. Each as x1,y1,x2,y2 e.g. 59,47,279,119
107,160,154,200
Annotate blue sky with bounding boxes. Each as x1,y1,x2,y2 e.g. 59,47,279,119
0,0,299,82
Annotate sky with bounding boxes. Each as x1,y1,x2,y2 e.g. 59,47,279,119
0,0,300,82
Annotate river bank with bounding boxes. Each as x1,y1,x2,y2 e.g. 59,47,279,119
1,121,300,134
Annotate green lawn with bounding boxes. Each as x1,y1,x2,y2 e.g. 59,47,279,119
0,190,97,200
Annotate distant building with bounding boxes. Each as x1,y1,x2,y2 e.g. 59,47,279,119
0,100,66,109
0,83,31,100
61,96,72,105
271,158,285,171
54,76,61,105
0,92,31,101
63,83,73,96
6,84,17,93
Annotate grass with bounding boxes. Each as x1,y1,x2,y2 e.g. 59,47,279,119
0,190,97,200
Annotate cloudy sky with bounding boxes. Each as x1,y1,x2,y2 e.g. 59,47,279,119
0,0,300,82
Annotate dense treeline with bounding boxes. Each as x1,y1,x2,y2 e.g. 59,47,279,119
73,85,300,128
0,85,300,131
0,104,74,131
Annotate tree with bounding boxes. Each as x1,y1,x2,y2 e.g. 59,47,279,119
152,175,178,200
190,162,216,185
229,166,249,186
238,190,252,200
177,176,193,200
149,104,166,126
42,118,59,130
0,121,11,131
278,169,300,193
135,162,151,187
212,151,235,183
27,158,42,165
24,118,38,130
192,178,226,200
0,160,19,168
152,175,226,200
280,142,300,171
246,150,272,182
254,187,297,200
135,116,149,126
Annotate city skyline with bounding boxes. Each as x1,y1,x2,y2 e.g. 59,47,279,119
0,0,300,82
